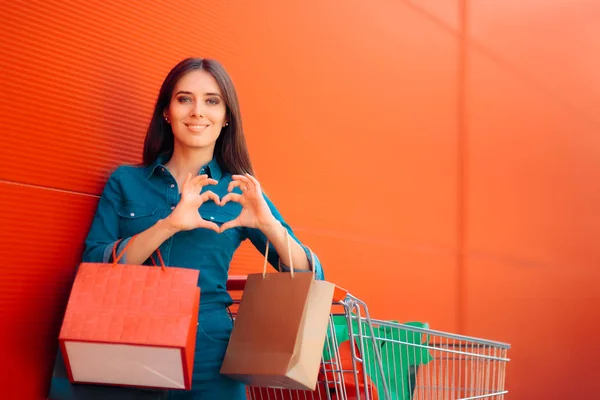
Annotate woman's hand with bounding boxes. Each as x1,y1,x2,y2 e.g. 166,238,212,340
219,174,276,232
165,173,221,233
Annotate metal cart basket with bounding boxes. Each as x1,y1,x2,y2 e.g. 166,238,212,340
226,277,510,400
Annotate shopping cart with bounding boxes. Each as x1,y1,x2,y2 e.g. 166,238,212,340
226,276,511,400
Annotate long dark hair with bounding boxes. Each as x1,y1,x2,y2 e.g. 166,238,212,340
142,58,254,175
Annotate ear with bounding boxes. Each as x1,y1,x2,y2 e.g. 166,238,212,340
162,109,170,122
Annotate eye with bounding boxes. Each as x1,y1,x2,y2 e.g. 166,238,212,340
177,96,193,103
206,97,221,105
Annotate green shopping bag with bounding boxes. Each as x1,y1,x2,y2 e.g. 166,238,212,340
376,321,434,399
322,314,365,360
322,316,433,400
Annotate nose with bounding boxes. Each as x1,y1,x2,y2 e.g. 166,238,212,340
190,101,204,118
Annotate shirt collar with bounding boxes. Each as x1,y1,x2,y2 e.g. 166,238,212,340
146,153,222,180
205,157,223,180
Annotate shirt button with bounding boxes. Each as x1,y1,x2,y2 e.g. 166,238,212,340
161,167,165,172
130,213,135,217
170,206,175,210
170,184,175,188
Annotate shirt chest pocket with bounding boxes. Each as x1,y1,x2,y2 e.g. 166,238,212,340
118,203,160,238
195,205,244,246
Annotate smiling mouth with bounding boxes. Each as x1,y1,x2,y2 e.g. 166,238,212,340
186,124,209,133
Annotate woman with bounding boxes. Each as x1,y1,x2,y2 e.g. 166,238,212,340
48,58,324,399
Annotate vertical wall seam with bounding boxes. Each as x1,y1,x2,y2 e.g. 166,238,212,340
457,0,469,334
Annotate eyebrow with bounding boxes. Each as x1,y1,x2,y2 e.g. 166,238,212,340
174,91,222,98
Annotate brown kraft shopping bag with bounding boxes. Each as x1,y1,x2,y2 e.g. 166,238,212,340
220,231,335,390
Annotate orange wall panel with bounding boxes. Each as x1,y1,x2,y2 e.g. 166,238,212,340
469,0,600,126
0,183,100,399
466,50,600,270
466,257,600,399
465,1,600,398
227,0,460,250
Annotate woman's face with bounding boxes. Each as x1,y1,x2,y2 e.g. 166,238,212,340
164,69,227,153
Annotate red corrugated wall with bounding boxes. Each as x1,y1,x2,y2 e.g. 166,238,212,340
1,1,599,399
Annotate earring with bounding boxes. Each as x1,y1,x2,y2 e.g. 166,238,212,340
165,117,170,123
224,122,229,127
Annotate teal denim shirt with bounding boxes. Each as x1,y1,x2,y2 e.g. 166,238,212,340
82,155,324,306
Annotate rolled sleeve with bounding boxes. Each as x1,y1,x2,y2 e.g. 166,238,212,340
278,244,325,280
101,237,132,264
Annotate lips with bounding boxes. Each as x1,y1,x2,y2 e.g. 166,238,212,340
185,123,209,133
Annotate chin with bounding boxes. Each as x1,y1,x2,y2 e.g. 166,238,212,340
179,137,218,150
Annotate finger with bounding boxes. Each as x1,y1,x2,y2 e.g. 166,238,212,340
241,174,257,191
227,180,247,193
220,193,242,206
187,174,207,193
191,175,217,187
219,219,241,233
232,175,253,187
245,174,261,191
201,190,221,205
192,177,218,195
197,220,220,233
181,173,193,190
245,173,260,185
188,174,208,187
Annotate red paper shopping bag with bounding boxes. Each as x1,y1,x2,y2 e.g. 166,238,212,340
59,237,200,390
220,232,336,390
